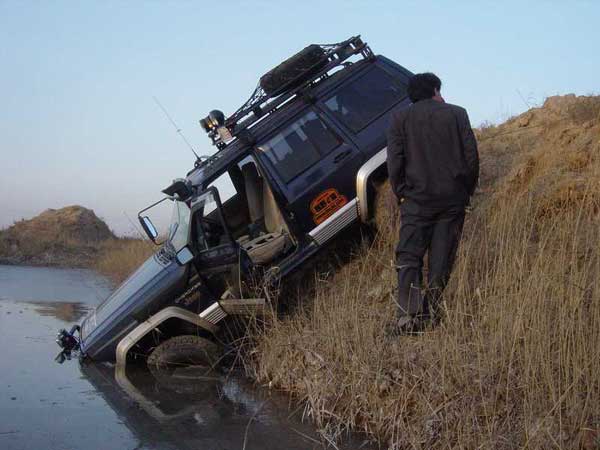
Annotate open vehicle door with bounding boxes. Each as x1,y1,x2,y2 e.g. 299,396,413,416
190,187,240,273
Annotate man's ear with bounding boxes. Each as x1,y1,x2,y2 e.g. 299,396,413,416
434,88,441,96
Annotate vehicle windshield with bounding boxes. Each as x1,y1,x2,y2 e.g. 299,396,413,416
167,200,191,251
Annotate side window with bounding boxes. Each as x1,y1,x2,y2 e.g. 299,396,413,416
208,172,237,205
258,110,341,183
323,67,407,133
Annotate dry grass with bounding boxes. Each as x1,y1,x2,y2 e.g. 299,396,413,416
242,96,600,448
95,238,155,284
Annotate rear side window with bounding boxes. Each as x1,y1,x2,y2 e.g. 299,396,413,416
258,110,341,182
324,67,407,132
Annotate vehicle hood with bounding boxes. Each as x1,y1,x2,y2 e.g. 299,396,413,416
79,248,187,360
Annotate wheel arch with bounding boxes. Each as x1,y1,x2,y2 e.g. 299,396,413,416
356,147,388,222
115,306,218,373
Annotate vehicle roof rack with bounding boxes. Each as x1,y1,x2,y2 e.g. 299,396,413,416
199,36,372,152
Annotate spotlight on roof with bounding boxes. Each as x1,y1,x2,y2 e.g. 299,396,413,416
199,110,225,132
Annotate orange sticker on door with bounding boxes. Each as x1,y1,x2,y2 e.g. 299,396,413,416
310,188,348,225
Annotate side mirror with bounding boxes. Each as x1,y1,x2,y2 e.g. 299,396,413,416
176,247,194,265
139,216,158,242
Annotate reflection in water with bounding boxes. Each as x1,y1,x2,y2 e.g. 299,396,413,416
81,363,326,450
0,265,361,450
28,301,89,322
0,265,111,306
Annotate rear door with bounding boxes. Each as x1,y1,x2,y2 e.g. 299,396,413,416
254,107,363,234
319,64,410,159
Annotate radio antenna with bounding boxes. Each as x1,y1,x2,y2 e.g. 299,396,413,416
153,96,202,161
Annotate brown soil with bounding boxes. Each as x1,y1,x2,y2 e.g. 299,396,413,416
0,205,115,267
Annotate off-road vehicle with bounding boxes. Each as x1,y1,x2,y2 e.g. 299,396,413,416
56,36,413,371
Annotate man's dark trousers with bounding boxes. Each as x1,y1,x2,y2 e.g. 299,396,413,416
396,199,465,319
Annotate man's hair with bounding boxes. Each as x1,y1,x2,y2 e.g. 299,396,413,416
407,72,442,103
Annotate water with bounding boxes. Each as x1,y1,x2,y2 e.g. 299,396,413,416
0,265,339,450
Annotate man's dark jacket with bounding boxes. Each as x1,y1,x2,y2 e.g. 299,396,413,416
387,99,479,207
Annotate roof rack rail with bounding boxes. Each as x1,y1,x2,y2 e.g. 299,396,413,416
200,35,372,151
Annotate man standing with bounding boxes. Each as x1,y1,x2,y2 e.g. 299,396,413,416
386,73,479,332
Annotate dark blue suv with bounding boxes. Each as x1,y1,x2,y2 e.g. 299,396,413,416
58,36,413,370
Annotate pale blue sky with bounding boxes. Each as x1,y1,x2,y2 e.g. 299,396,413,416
1,1,598,234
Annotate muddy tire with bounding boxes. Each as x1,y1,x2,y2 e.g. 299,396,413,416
147,335,222,374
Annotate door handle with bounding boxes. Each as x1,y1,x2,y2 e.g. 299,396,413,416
333,150,352,164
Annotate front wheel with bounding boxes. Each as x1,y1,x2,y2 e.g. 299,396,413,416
147,335,222,374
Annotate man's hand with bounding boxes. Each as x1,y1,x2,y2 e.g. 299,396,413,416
387,111,407,202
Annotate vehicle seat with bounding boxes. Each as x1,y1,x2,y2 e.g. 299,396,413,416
241,163,264,223
241,232,288,265
262,178,287,234
239,163,290,264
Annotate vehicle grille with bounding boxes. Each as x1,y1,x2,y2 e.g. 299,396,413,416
155,241,175,265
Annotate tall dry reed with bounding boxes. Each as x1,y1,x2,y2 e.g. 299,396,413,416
95,238,155,284
243,96,600,449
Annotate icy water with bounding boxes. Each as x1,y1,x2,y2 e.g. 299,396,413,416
0,265,345,450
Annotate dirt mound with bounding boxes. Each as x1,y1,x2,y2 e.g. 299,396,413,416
0,205,115,267
477,95,600,185
11,205,113,243
474,94,600,221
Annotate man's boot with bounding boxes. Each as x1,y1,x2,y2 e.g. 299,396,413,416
387,281,426,336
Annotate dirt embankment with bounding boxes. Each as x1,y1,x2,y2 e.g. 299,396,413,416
0,205,115,267
0,206,154,278
245,95,600,449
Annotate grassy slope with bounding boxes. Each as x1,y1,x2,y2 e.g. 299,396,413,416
244,95,600,449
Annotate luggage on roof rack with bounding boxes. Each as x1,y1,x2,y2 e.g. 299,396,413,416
259,44,329,97
201,36,371,150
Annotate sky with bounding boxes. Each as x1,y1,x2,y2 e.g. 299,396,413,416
1,1,598,235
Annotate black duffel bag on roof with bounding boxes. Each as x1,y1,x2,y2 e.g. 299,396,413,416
260,44,328,97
